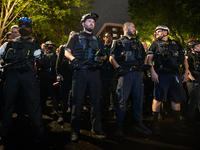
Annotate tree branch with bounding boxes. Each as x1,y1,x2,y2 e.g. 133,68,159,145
4,0,32,29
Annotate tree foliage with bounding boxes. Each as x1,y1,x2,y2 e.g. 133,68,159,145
128,0,200,46
0,0,32,44
0,0,93,47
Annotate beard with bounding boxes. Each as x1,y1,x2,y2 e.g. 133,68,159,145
157,36,163,40
84,24,94,32
127,30,134,36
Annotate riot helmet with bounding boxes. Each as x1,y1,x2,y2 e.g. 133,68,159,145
187,40,200,49
18,17,32,37
155,25,170,35
18,17,32,28
81,13,98,23
45,41,55,46
45,41,55,52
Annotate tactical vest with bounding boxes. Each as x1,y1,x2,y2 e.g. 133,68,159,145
116,37,144,67
4,37,35,66
153,40,184,72
188,53,200,71
73,33,99,60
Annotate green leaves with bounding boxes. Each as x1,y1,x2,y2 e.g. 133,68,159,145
128,0,200,46
1,0,92,48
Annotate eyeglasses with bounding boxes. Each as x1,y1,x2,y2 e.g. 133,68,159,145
105,36,112,38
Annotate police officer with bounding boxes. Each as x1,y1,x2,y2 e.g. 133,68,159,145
56,45,73,124
110,22,152,136
0,17,44,146
36,41,58,114
64,13,106,142
100,32,117,112
147,25,189,134
185,40,200,129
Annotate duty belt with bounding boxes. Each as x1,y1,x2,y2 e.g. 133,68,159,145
102,66,112,70
6,65,28,73
157,67,180,75
82,64,99,69
124,65,140,71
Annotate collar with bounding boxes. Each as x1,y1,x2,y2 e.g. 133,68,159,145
80,31,93,37
121,35,134,40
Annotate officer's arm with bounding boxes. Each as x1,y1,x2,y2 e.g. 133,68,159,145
109,40,120,68
184,56,189,74
147,54,155,73
182,56,189,83
64,48,75,61
56,45,64,75
64,34,76,61
147,54,159,83
109,55,120,68
55,48,64,82
0,42,8,58
1,41,12,61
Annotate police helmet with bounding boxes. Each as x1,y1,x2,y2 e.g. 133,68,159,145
45,41,55,46
186,40,200,49
18,17,32,28
155,25,170,34
81,13,99,23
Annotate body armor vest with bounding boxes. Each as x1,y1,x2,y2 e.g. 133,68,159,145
188,53,200,71
153,40,184,71
4,37,35,66
116,37,144,67
73,33,99,60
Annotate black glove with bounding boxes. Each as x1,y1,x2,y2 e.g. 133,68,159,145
70,58,83,69
116,65,127,76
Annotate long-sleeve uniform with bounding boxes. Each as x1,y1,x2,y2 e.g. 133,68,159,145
1,37,44,144
66,31,105,135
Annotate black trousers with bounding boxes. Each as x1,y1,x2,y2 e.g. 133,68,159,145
39,75,58,111
1,70,44,141
59,71,72,117
101,78,118,110
186,77,200,121
71,68,103,134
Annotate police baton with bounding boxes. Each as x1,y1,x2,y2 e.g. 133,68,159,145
0,56,31,69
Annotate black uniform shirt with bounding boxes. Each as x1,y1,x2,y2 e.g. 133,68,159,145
2,37,41,65
111,36,145,67
65,31,104,55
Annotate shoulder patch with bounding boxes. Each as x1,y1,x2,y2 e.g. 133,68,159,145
93,36,97,40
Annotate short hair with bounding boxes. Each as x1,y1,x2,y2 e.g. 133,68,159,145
11,25,19,29
123,22,134,30
104,32,113,37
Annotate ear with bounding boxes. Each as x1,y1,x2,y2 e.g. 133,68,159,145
164,30,168,36
82,22,85,27
124,26,128,32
